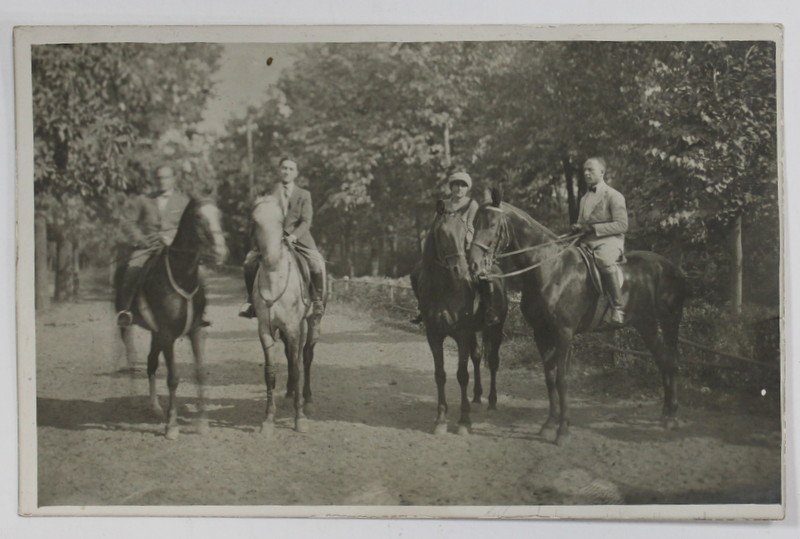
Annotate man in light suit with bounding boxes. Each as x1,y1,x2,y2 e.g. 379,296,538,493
239,157,326,319
571,157,628,326
115,165,190,327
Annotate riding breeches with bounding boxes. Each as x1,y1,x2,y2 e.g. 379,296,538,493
244,246,326,302
583,240,623,273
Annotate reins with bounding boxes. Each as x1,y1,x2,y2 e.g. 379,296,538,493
476,205,583,280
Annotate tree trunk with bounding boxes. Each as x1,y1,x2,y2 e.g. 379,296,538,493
34,213,50,310
730,214,743,314
370,233,381,277
389,227,399,277
443,123,452,169
54,233,77,302
562,156,578,224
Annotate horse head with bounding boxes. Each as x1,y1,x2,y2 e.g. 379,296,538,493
469,187,509,277
430,199,471,282
174,198,228,265
252,194,286,270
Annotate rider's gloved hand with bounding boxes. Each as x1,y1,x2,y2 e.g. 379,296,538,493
285,234,297,244
571,223,593,234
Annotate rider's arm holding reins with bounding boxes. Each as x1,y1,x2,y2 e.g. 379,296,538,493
120,196,151,248
285,189,312,240
591,190,628,238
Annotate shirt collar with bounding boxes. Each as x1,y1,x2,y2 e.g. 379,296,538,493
588,181,607,194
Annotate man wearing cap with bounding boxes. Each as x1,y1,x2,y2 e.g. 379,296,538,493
239,157,326,322
115,165,190,327
410,171,501,326
571,157,628,326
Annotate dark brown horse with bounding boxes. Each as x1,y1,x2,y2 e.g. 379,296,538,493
117,198,228,440
418,200,508,435
468,190,685,445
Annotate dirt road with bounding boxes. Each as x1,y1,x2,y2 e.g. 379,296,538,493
34,273,781,507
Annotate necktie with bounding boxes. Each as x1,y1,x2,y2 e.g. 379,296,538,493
589,186,597,193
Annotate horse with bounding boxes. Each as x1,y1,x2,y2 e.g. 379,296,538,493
468,189,686,445
250,194,325,435
417,199,508,435
116,198,228,440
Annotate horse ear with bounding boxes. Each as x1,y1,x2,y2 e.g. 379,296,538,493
490,187,502,207
435,199,446,215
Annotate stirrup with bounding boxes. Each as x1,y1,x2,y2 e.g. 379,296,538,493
116,311,133,328
610,309,625,326
238,302,256,319
484,309,501,326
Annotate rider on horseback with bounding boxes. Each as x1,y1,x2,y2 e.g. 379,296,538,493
410,171,501,326
571,157,628,326
239,157,326,320
115,165,190,328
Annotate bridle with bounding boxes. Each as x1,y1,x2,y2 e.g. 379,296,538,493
471,205,581,279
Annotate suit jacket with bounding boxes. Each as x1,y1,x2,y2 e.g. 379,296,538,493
283,185,317,250
121,190,190,248
577,182,627,251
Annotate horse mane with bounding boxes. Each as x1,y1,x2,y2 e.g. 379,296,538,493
499,201,558,240
420,216,440,268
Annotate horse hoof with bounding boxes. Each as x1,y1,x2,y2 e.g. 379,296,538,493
195,418,210,436
539,427,557,442
433,422,448,436
488,403,497,411
303,402,313,416
457,425,470,436
150,406,164,419
165,425,180,440
472,397,482,405
555,432,570,446
295,418,309,434
662,417,679,430
260,422,275,437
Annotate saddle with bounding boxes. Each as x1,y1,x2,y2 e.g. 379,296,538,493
576,245,626,332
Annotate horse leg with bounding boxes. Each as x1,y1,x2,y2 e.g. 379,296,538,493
456,332,473,436
534,330,560,437
470,331,483,405
554,333,574,446
485,327,502,411
189,327,209,436
286,328,308,433
637,320,679,429
146,335,164,418
120,326,138,371
661,313,681,427
426,330,448,435
258,321,278,436
285,330,296,399
302,333,315,416
162,339,181,440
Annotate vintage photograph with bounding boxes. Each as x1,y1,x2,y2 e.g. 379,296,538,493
15,25,784,518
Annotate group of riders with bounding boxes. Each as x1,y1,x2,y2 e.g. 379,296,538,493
114,156,628,330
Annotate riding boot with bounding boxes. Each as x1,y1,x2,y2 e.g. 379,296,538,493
115,265,144,328
309,267,325,318
238,253,259,319
480,278,501,326
600,269,625,326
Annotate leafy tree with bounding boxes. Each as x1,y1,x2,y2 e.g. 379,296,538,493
32,43,222,303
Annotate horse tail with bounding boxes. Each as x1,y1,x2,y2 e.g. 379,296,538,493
657,258,686,350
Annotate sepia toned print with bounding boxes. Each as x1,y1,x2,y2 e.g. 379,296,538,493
15,25,784,518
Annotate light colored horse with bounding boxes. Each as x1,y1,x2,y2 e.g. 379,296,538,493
251,194,322,434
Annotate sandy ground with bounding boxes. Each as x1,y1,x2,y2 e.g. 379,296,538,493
34,272,782,507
